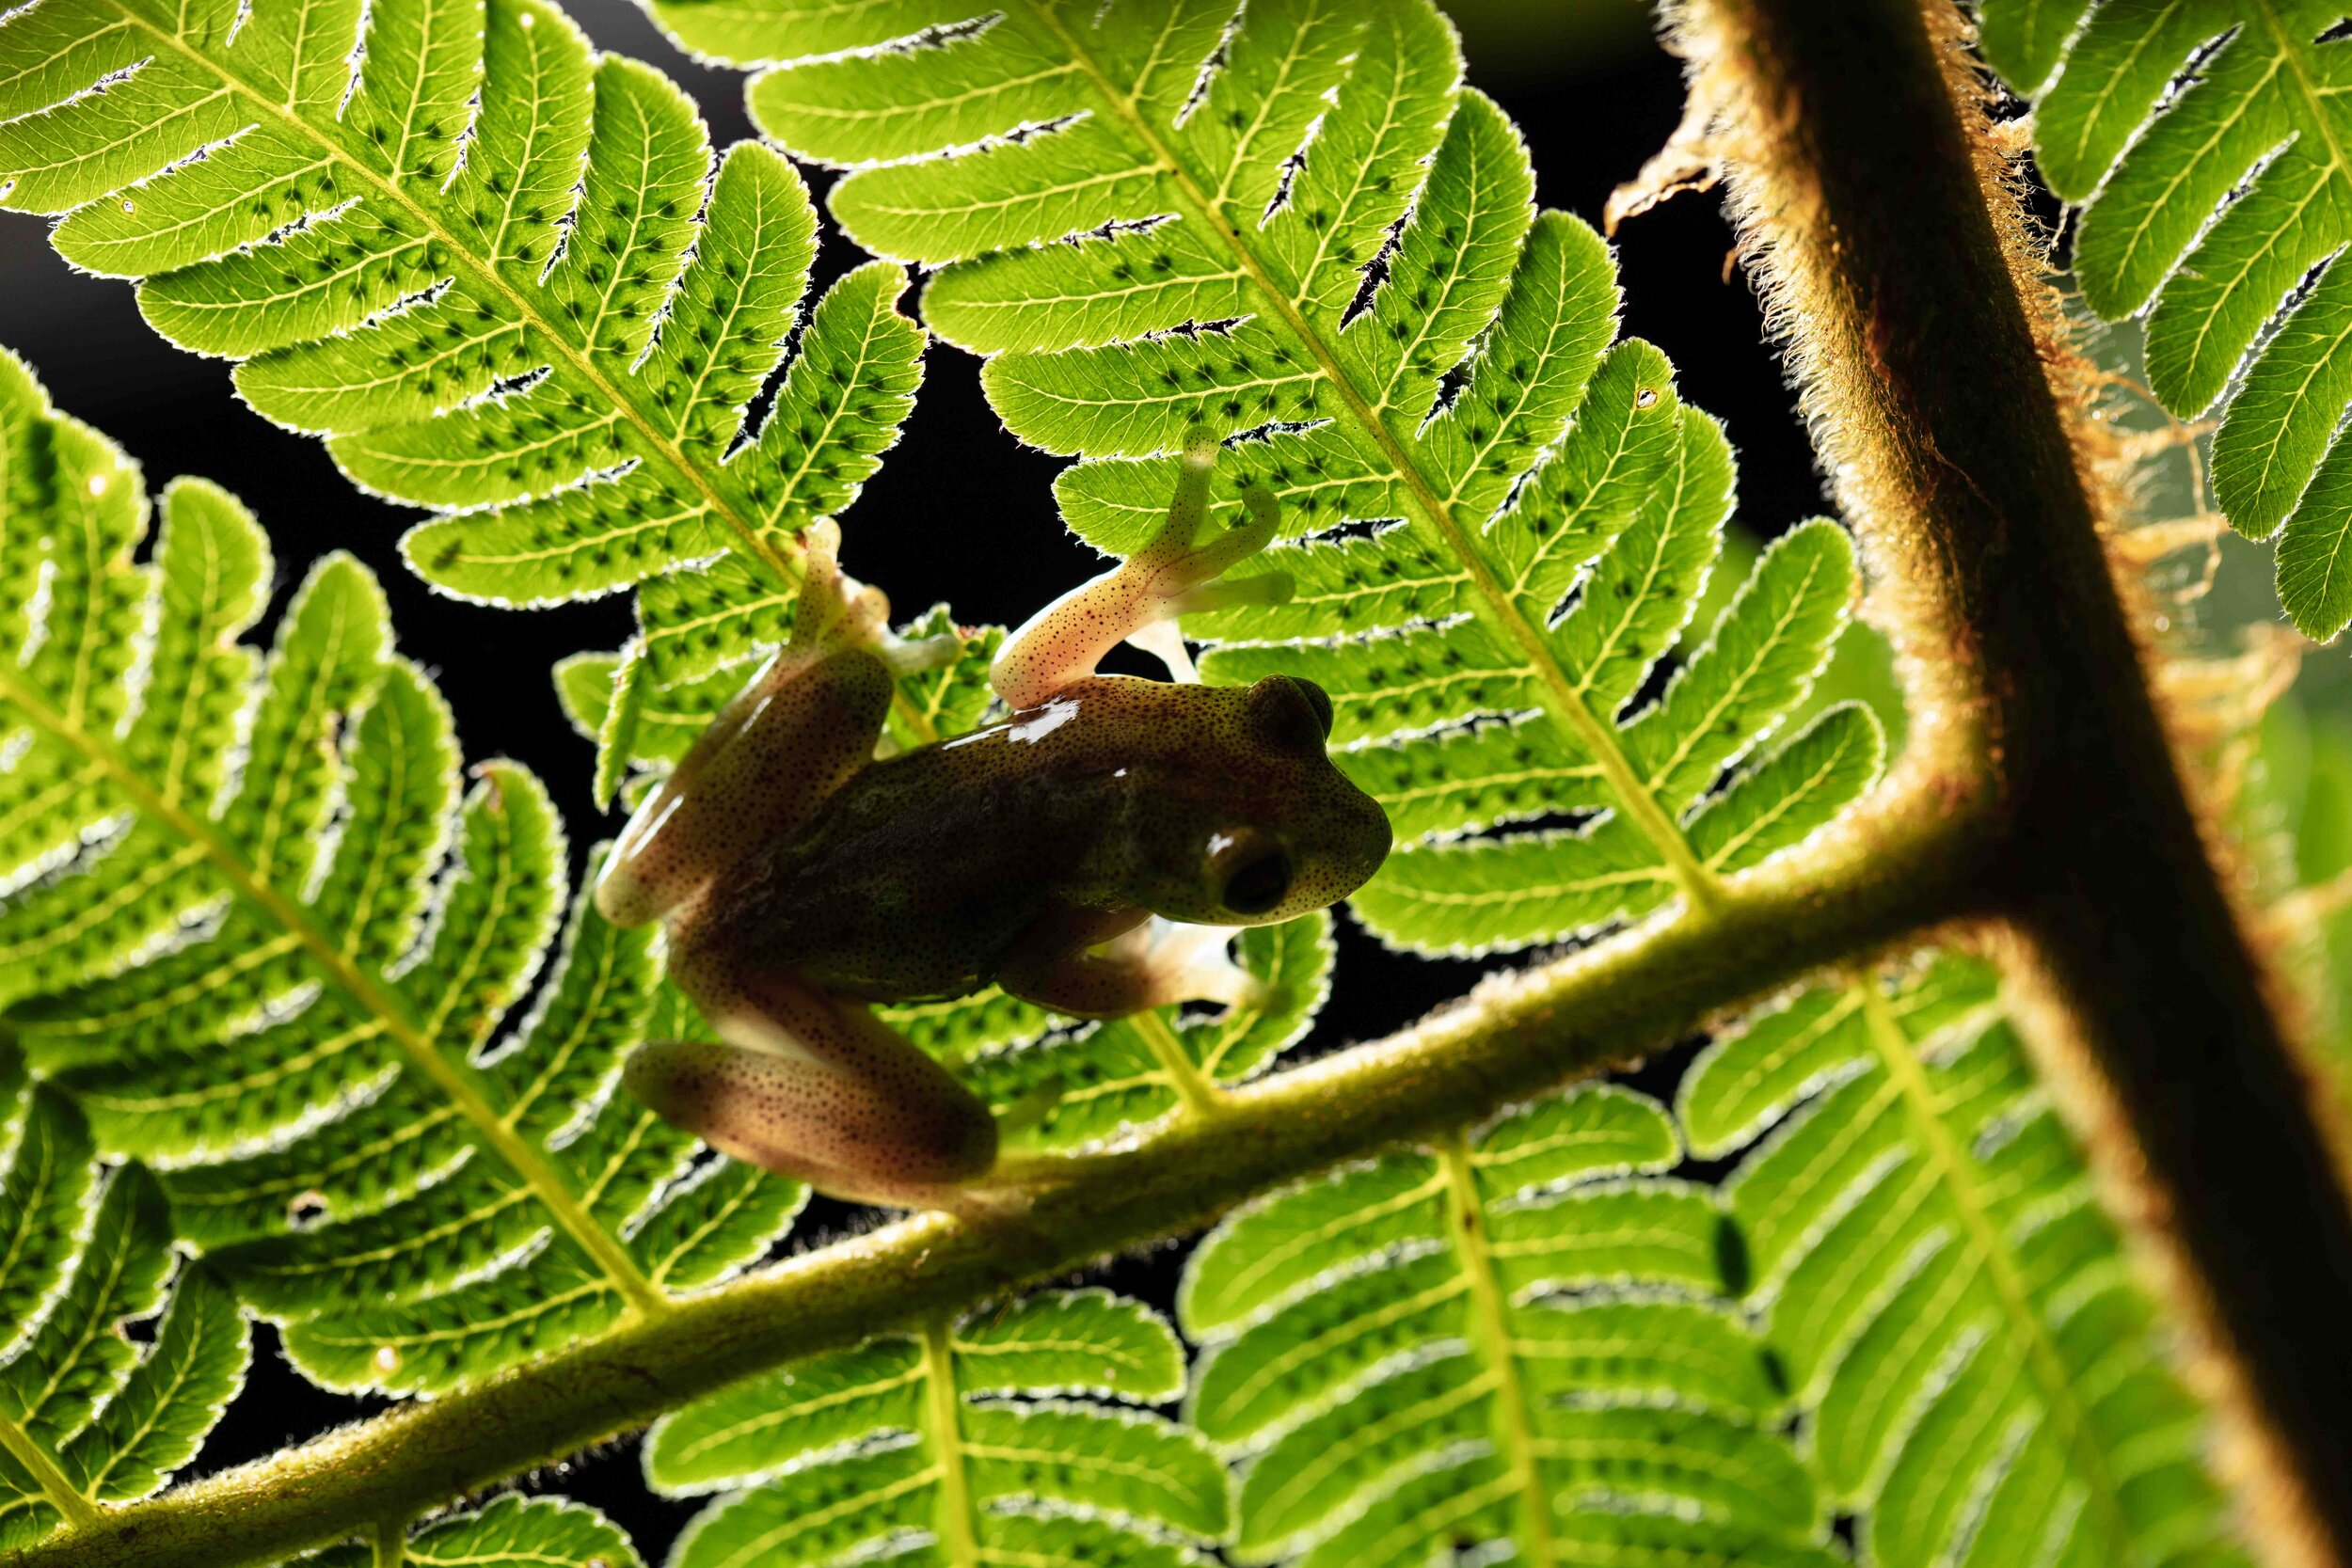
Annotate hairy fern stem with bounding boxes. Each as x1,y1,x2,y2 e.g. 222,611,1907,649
1682,0,2352,1557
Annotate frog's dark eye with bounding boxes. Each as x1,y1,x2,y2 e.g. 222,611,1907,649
1221,847,1294,915
1247,675,1333,754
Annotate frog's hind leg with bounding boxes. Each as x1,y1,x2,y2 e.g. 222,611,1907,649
624,960,999,1211
596,523,897,929
991,427,1292,709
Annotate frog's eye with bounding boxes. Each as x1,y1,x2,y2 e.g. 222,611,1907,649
1247,675,1334,754
1220,847,1294,916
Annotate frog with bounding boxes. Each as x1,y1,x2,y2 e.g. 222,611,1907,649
593,428,1391,1212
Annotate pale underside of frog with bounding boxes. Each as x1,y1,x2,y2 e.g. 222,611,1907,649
595,429,1391,1212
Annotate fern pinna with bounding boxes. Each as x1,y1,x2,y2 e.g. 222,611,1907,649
0,347,803,1407
644,1289,1226,1568
0,0,936,788
0,1043,242,1544
1179,1082,1832,1568
294,1496,642,1568
1684,956,2245,1568
658,0,1883,956
1976,1,2352,641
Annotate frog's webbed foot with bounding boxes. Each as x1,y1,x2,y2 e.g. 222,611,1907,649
991,426,1292,709
624,961,999,1211
999,907,1268,1019
595,520,895,929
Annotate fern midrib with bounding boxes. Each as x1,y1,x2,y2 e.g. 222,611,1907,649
1131,1008,1222,1118
94,2,946,751
0,664,671,1321
1024,3,1721,911
921,1314,981,1568
1438,1132,1550,1568
1855,982,2137,1559
2251,0,2352,190
0,1409,95,1530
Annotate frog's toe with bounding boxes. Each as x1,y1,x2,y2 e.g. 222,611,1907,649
791,519,894,657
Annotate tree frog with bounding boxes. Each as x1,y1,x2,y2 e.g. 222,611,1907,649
594,431,1391,1211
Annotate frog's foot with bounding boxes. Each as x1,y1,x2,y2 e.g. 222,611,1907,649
623,966,998,1210
790,518,893,657
999,907,1268,1019
1121,918,1270,1013
991,426,1292,709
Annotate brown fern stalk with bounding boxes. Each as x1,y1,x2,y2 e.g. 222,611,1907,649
1675,1,2352,1560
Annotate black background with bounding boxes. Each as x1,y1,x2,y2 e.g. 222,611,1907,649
0,3,1836,1554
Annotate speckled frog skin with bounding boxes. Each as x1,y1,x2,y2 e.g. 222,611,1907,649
594,431,1391,1210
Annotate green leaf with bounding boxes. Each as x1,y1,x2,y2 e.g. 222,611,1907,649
1980,0,2352,637
648,1291,1225,1567
1176,1083,1830,1568
0,1048,246,1546
0,350,798,1404
0,0,942,783
673,0,1881,954
294,1495,644,1568
1692,955,2250,1567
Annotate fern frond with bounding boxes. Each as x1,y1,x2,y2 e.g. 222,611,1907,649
645,1288,1228,1568
1978,2,2352,639
0,1041,245,1545
0,0,939,784
1684,955,2248,1567
0,350,803,1402
292,1495,640,1568
659,0,1882,956
1176,1083,1836,1568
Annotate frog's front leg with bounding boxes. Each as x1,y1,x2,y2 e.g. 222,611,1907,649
624,953,998,1211
998,905,1266,1018
991,426,1289,709
596,521,898,929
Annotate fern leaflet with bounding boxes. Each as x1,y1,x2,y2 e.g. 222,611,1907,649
1684,955,2247,1567
1978,0,2352,639
645,1288,1229,1568
0,350,803,1402
1177,1082,1836,1568
0,0,937,784
293,1495,639,1568
0,1044,242,1546
653,0,1884,956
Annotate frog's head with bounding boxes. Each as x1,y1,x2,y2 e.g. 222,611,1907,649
1125,674,1391,926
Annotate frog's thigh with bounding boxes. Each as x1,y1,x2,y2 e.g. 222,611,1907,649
998,907,1257,1018
598,647,894,927
624,968,995,1207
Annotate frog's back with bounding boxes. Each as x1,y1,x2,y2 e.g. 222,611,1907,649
695,738,1130,1003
